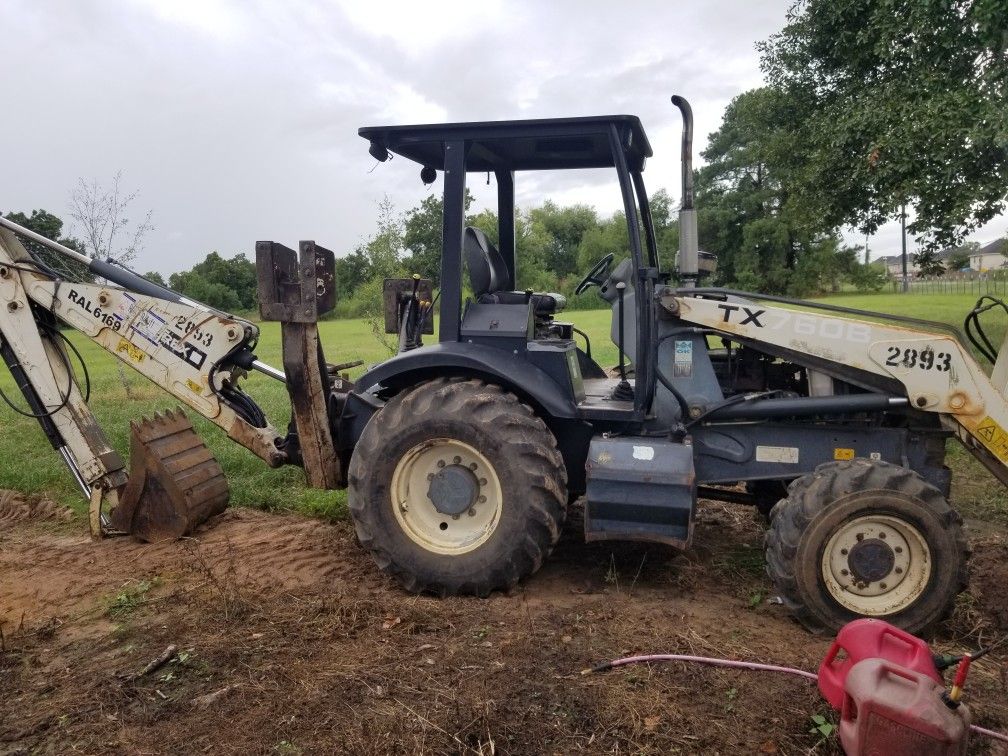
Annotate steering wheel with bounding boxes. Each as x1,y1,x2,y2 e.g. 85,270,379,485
575,253,615,295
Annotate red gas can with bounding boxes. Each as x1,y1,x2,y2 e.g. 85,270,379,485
819,618,941,709
840,658,970,755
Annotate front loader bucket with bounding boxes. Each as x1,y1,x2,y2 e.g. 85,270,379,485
109,408,229,542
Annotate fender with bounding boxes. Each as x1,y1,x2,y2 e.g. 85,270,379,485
353,341,580,420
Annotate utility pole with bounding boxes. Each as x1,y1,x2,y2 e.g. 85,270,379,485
900,203,909,293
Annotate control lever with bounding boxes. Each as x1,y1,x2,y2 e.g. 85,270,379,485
397,274,424,352
611,282,634,401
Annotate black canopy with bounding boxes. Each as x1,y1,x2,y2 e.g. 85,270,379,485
358,115,652,172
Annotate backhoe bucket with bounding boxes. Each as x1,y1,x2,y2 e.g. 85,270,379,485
109,408,229,542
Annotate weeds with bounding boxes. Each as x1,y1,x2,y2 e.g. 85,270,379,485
809,712,836,741
106,579,158,619
604,553,619,588
182,538,251,622
711,544,766,581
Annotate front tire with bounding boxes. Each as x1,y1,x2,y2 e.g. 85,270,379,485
348,378,567,596
765,459,968,634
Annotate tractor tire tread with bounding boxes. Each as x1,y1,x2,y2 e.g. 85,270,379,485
765,458,968,634
348,378,566,596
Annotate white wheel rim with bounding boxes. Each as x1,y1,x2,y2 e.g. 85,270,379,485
390,438,503,555
821,514,931,616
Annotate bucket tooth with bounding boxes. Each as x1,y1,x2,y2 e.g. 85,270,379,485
108,407,229,542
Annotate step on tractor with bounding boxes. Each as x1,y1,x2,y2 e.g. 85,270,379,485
1,95,1003,634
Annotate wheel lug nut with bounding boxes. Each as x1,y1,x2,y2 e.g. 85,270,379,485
879,532,886,539
469,463,477,471
452,514,460,520
856,533,864,541
468,508,476,517
478,495,486,504
894,546,903,554
841,548,848,556
453,456,461,464
894,567,903,574
479,478,487,486
437,460,446,468
841,569,849,576
427,473,434,481
880,582,887,589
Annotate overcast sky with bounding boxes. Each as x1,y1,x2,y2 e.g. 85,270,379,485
2,0,1005,275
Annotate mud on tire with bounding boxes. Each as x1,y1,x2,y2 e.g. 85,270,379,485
347,378,567,596
765,459,968,634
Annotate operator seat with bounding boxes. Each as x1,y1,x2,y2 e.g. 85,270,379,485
463,226,566,316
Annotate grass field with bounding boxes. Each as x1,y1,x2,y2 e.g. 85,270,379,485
1,292,1005,520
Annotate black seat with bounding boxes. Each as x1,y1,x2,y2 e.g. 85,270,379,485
463,227,565,315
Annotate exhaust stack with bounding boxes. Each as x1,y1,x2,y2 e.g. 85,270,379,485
671,95,698,285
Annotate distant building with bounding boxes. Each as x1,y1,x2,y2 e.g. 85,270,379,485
876,249,952,278
969,239,1007,272
874,238,1007,277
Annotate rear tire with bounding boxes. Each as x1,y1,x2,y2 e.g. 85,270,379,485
765,459,968,634
348,378,567,596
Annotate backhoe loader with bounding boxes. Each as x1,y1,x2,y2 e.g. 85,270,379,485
0,96,1002,633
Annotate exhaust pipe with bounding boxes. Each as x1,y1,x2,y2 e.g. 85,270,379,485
671,95,698,285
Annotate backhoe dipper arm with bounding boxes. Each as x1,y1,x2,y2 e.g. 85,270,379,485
0,220,287,523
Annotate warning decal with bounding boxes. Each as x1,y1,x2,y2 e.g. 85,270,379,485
116,338,145,363
974,416,1008,461
673,340,693,377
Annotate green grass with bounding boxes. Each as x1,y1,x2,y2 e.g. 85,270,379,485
1,291,1004,521
0,310,616,517
810,291,999,333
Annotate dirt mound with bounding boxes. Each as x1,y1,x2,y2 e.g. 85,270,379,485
0,508,368,629
0,490,73,524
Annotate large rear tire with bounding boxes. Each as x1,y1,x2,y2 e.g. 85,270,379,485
347,378,567,596
765,459,968,634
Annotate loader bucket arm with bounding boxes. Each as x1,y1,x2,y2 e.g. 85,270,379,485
664,288,1008,485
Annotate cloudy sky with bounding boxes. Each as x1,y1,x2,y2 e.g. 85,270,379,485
1,0,1004,275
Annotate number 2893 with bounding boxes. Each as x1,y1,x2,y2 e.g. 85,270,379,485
884,346,951,372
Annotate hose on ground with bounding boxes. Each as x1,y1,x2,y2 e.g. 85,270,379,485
582,652,1008,744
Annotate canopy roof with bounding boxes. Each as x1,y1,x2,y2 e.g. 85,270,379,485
358,115,652,172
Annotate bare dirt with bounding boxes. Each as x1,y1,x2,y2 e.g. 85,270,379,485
1,492,1006,755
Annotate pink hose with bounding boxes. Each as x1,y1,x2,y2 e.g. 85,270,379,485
587,653,1008,743
972,724,1008,743
586,652,819,681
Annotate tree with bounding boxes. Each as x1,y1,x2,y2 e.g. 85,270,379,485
576,213,630,272
168,252,257,311
143,271,167,287
364,196,405,279
760,0,1008,250
402,190,474,285
947,244,976,272
648,188,680,271
913,249,947,278
333,247,371,300
695,88,812,293
167,272,241,311
69,171,153,265
2,209,91,281
529,201,598,280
